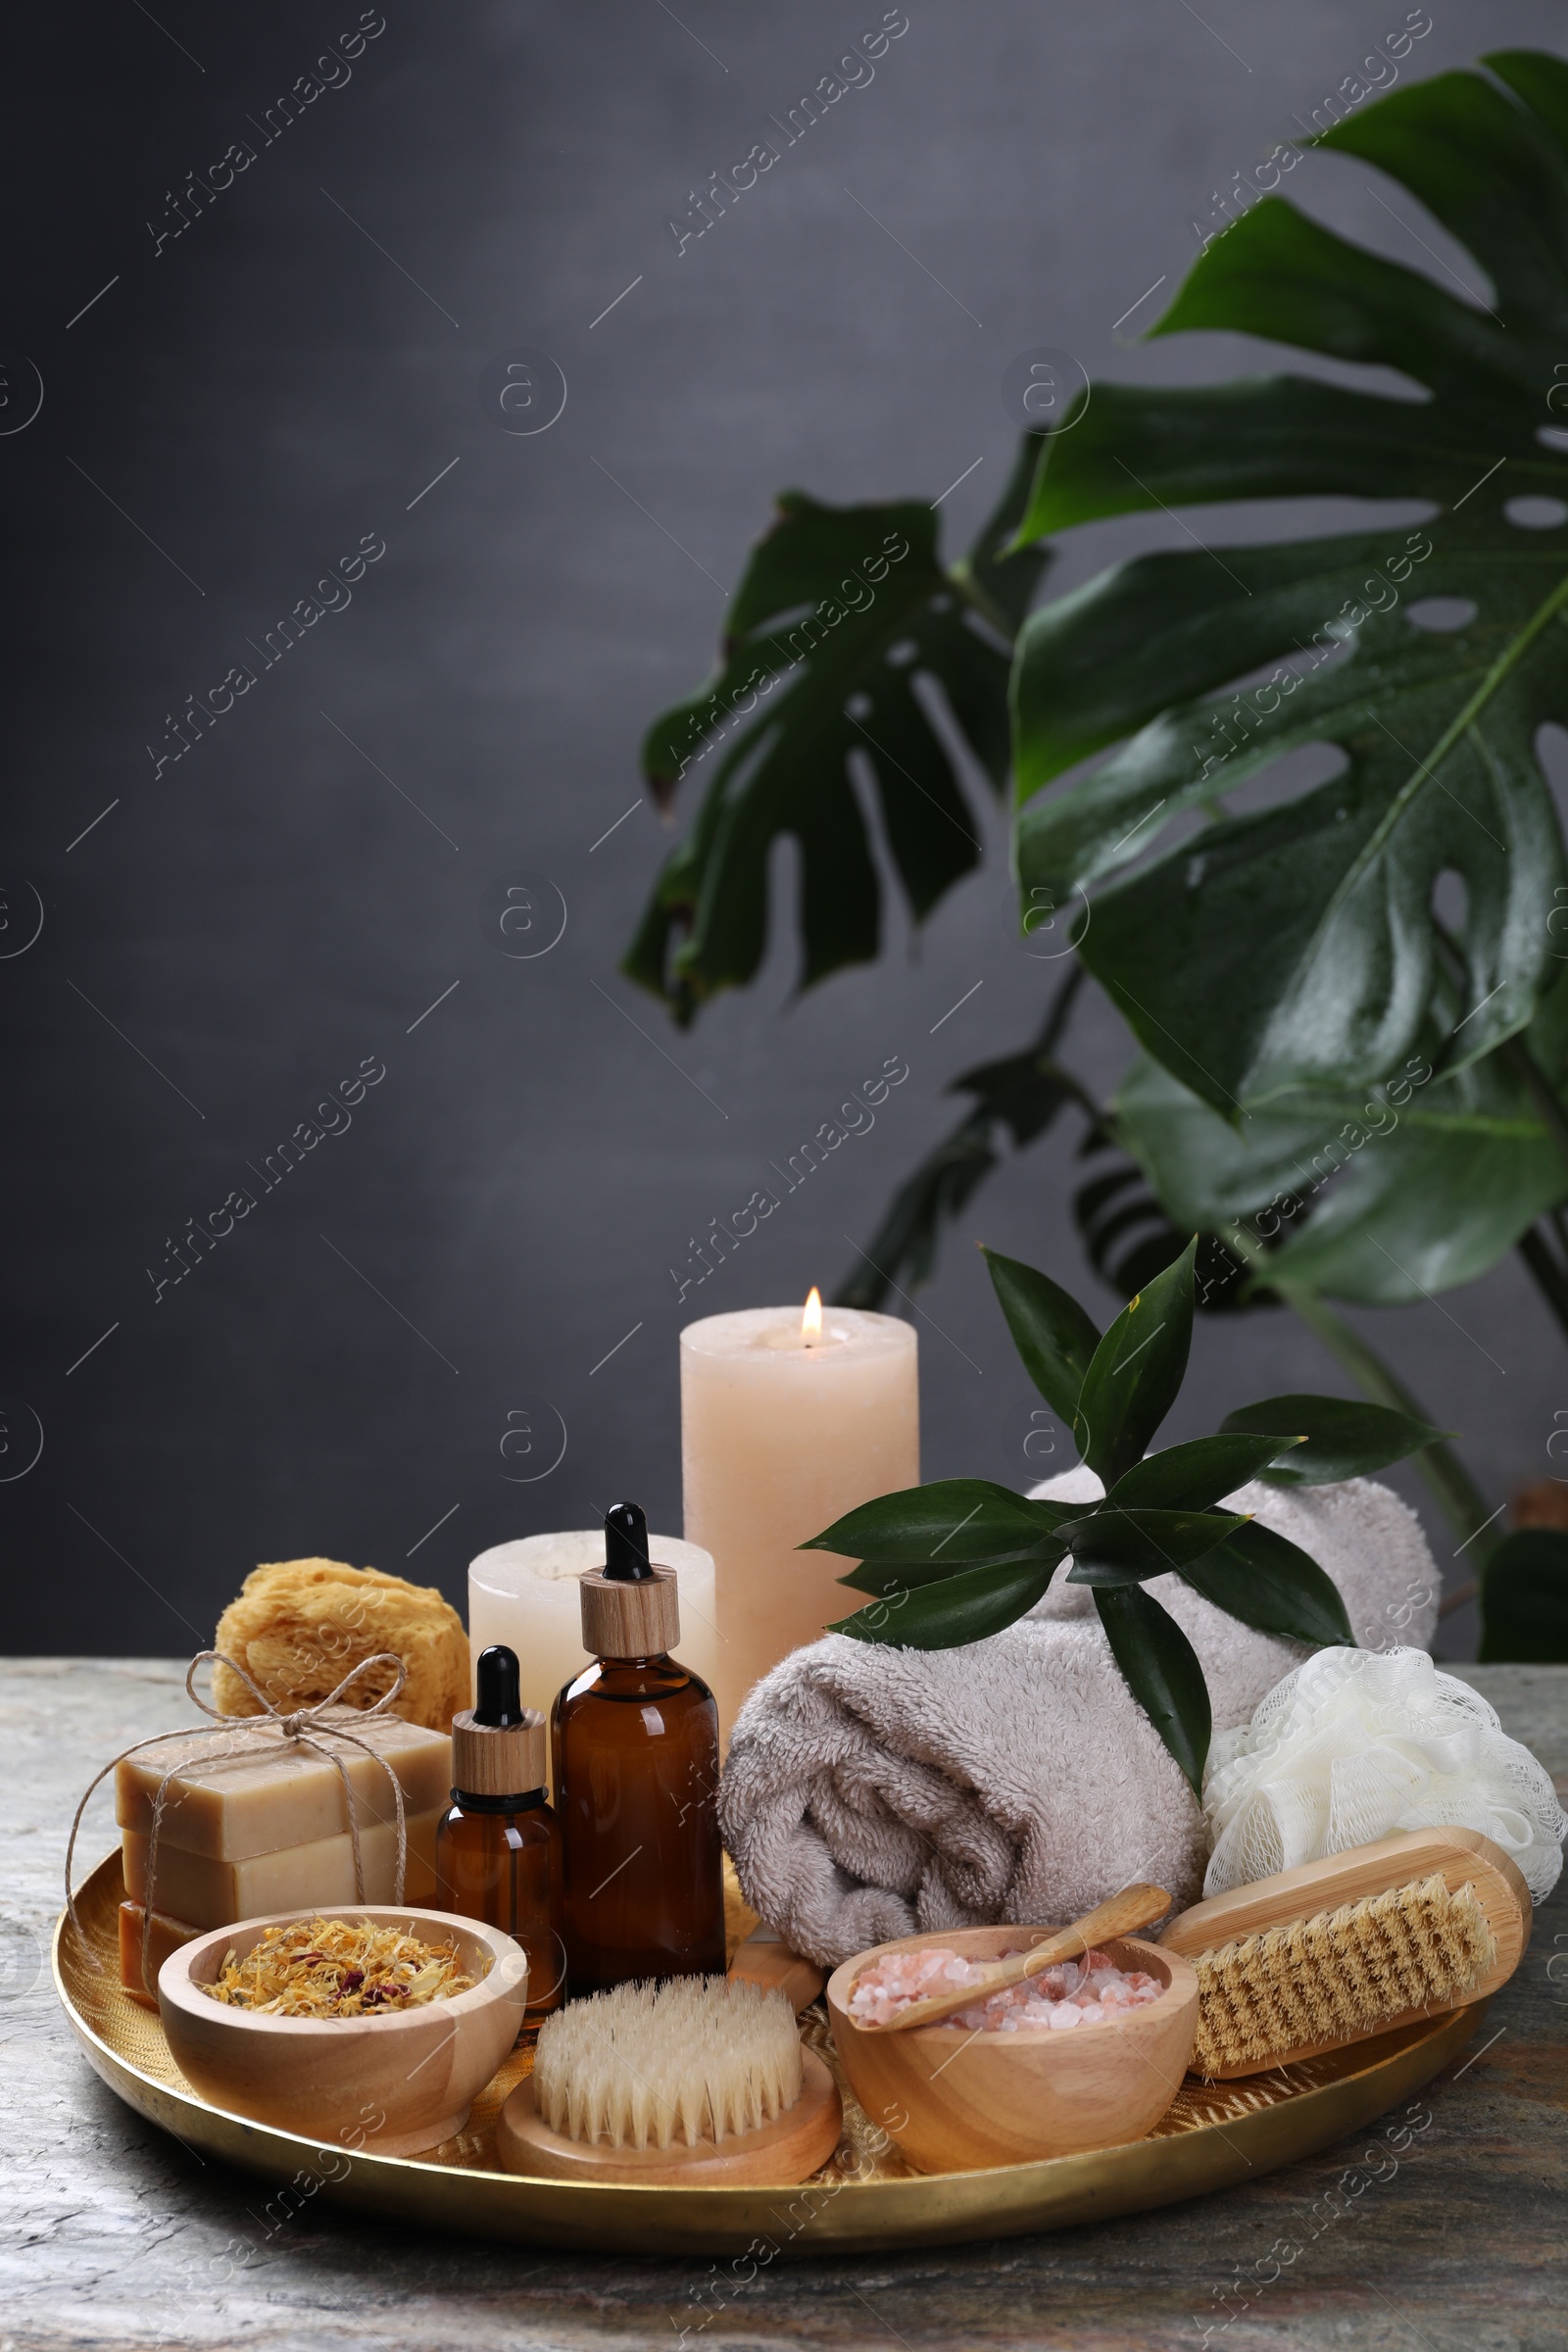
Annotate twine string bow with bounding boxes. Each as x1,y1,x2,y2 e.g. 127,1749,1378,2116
65,1649,412,1994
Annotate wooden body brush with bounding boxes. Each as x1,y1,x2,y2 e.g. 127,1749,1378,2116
1160,1827,1531,2079
496,1975,842,2186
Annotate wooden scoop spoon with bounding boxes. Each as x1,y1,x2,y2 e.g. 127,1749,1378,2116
853,1883,1171,2033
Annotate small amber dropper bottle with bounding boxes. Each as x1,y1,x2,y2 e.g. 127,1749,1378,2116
436,1643,564,2024
554,1500,726,1996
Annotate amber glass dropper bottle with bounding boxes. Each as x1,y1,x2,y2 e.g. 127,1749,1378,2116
436,1642,564,2024
554,1500,726,1996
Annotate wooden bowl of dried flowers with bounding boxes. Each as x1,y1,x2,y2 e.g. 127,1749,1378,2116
158,1907,527,2153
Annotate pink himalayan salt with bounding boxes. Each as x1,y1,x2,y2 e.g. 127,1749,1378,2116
848,1943,1163,2031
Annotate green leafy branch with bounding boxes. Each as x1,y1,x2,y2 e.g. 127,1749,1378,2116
808,1241,1441,1788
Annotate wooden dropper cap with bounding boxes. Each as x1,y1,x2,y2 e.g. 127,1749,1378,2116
579,1500,680,1658
451,1644,547,1798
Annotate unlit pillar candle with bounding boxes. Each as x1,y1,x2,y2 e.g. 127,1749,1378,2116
680,1299,918,1738
467,1532,719,1786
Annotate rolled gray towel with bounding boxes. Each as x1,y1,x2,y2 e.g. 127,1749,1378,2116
718,1472,1440,1969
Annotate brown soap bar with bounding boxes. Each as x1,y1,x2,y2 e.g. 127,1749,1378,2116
122,1806,441,1930
115,1712,451,1859
118,1900,202,2008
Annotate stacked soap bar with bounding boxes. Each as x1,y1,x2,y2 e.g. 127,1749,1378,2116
114,1711,452,2001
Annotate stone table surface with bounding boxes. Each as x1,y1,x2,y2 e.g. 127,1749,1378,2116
2,1659,1564,2352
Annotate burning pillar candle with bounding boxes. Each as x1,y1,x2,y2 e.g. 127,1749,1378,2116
680,1293,919,1738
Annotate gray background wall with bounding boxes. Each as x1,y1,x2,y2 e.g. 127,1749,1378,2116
4,0,1561,1658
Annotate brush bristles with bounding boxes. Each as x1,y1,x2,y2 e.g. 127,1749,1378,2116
531,1977,804,2152
1193,1873,1496,2076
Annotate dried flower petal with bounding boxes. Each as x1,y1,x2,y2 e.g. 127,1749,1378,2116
202,1915,479,2017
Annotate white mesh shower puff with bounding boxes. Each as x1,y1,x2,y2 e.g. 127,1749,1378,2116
1201,1645,1566,1902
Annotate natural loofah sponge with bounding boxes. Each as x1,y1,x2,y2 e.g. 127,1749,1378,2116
213,1557,468,1734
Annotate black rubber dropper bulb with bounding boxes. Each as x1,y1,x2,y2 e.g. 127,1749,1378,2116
604,1499,654,1582
472,1642,525,1727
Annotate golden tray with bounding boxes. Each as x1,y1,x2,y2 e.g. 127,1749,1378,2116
55,1851,1484,2259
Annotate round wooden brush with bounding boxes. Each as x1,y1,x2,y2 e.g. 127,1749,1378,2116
495,1975,843,2185
1159,1827,1531,2079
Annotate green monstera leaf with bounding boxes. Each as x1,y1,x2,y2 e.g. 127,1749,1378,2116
625,435,1050,1022
1011,54,1568,1118
1265,1054,1568,1297
1113,1000,1568,1303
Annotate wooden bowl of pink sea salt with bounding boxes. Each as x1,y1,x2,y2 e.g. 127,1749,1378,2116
826,1926,1199,2173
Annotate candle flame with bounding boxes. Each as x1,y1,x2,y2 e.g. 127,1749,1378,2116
802,1287,823,1346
